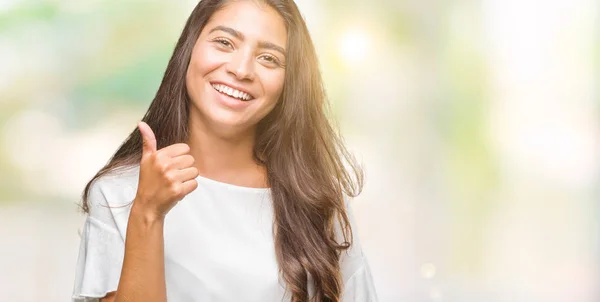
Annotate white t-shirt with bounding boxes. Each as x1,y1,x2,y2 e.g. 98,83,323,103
72,165,378,301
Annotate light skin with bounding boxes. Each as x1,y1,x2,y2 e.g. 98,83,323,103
185,0,287,188
102,1,287,301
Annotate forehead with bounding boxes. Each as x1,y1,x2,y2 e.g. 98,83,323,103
203,0,287,45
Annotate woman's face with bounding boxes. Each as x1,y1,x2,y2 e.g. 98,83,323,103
186,0,287,135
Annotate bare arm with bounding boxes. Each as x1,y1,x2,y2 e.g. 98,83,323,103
109,122,198,302
100,291,116,302
113,204,167,302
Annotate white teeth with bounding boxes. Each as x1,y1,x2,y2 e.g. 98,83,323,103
211,84,252,101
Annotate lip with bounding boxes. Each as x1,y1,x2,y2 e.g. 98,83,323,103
209,82,255,110
209,81,255,100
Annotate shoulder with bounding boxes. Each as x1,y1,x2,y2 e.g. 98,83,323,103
338,194,369,275
87,164,140,209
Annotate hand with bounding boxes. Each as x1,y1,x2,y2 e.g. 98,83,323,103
133,121,199,219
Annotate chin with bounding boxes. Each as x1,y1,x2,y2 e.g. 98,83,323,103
195,103,255,136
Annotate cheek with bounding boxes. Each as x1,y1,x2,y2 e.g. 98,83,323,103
188,44,223,81
262,71,286,103
186,44,225,100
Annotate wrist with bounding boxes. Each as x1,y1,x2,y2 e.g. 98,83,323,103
131,200,165,226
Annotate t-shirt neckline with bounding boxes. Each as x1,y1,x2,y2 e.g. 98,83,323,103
195,174,271,193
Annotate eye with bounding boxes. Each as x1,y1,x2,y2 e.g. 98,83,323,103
259,54,281,66
213,38,233,48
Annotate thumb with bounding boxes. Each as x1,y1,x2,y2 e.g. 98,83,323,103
138,121,157,155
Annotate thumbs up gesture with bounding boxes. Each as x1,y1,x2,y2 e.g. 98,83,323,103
133,121,199,219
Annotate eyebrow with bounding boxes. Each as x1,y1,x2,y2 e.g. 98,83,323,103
208,25,287,57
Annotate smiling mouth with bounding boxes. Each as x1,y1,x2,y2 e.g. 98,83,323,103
211,83,255,101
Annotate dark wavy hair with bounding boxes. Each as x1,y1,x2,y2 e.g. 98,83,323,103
80,0,364,301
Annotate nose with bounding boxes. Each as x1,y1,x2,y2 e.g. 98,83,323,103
226,48,255,81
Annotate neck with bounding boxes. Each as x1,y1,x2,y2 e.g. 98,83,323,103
186,111,268,188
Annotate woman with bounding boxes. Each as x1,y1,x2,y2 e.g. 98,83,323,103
72,0,378,301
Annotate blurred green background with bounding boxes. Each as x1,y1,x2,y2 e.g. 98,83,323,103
0,0,598,301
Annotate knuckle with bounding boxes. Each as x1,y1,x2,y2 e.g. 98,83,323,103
143,150,156,160
158,162,170,173
169,185,182,197
164,171,175,183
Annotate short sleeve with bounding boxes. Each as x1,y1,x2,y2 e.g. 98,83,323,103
339,197,379,302
72,179,126,301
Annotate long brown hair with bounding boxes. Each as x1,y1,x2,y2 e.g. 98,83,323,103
81,0,364,301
